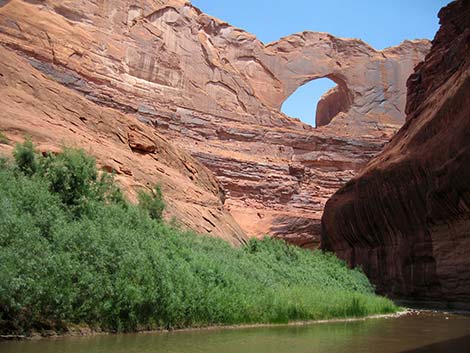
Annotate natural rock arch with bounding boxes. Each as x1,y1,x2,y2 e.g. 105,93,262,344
217,31,428,129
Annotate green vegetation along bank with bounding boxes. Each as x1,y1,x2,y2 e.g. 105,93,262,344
0,141,398,335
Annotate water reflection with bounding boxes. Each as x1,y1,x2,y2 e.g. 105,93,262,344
399,334,470,353
1,312,469,353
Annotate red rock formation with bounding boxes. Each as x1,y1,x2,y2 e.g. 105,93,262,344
0,0,429,246
0,45,246,245
316,84,352,127
322,0,470,306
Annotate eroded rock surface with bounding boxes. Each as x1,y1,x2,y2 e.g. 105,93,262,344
0,45,246,245
322,0,470,305
0,0,429,246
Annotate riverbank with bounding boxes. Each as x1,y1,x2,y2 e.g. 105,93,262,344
7,309,469,341
1,310,411,341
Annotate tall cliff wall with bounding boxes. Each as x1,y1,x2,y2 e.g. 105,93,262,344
322,0,470,306
0,0,429,246
0,45,247,245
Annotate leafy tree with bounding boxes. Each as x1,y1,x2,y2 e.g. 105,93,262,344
39,148,97,208
138,184,165,220
13,139,38,176
11,142,125,217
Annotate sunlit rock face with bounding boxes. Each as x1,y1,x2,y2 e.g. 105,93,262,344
0,45,247,245
0,0,429,246
322,0,470,306
315,83,352,127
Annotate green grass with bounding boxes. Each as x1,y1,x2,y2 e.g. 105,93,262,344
0,141,398,335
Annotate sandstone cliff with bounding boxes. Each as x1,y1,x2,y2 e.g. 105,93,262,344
0,45,247,245
322,0,470,306
0,0,429,246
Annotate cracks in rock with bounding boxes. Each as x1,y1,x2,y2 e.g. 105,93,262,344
236,55,282,90
68,50,83,59
141,22,162,38
52,5,90,24
45,32,56,64
206,80,248,113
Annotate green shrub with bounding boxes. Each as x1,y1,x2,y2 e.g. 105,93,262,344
11,141,124,217
0,142,398,335
0,131,9,145
41,148,96,200
13,139,38,176
138,184,165,220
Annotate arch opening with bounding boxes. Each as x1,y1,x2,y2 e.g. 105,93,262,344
281,77,352,127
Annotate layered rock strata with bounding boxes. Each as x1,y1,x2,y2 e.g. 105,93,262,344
0,0,429,246
322,0,470,305
0,45,246,245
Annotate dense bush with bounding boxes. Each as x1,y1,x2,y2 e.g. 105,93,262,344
0,131,10,145
138,184,165,220
0,142,397,335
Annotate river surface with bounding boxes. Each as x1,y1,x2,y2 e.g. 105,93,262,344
1,312,469,353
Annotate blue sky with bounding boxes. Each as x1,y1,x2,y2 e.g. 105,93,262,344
191,0,450,126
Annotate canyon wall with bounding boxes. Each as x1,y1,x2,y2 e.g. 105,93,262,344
0,45,247,245
322,0,470,306
0,0,429,246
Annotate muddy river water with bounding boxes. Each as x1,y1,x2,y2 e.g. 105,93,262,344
1,312,469,353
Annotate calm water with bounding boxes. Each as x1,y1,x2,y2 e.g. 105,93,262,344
1,312,470,353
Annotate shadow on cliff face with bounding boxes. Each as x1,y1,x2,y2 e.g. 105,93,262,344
399,334,470,353
321,162,443,299
320,0,470,305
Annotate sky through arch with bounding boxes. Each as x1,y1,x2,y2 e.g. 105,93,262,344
281,78,336,127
